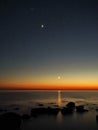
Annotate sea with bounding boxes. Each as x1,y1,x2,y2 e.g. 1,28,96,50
0,90,98,130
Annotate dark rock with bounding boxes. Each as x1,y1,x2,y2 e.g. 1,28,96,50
31,107,45,115
0,109,7,113
14,107,20,110
0,109,4,112
61,107,74,115
61,102,75,115
22,114,31,120
53,105,59,107
66,102,75,109
96,109,98,111
76,105,88,113
0,112,21,130
31,107,60,116
46,107,60,115
76,105,84,109
96,115,98,122
49,102,55,104
38,103,44,106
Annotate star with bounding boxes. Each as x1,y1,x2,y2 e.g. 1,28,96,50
41,24,44,28
58,76,61,80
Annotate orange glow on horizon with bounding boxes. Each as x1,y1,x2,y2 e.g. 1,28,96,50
0,67,98,90
0,81,98,90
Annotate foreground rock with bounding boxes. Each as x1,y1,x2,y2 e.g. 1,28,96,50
31,107,60,116
66,102,75,109
96,115,98,122
76,105,88,113
0,112,21,130
22,114,31,120
14,107,20,111
61,107,74,115
61,102,75,115
37,103,44,106
0,109,6,113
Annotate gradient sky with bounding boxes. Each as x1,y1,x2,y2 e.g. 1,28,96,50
0,0,98,89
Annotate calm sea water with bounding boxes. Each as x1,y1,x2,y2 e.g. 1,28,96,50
0,90,98,113
0,90,98,130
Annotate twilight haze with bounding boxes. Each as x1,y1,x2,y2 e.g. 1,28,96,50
0,0,98,90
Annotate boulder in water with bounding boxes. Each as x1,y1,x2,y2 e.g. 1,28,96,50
66,102,75,109
61,107,74,115
76,105,88,113
0,112,21,130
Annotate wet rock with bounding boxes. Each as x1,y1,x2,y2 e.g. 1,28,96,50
0,109,4,112
0,109,7,113
61,107,74,115
22,114,31,120
76,105,84,109
0,112,21,130
31,107,45,116
46,107,60,115
31,107,60,116
61,102,75,115
38,103,44,106
96,115,98,122
66,102,75,109
49,102,55,104
14,107,20,110
76,105,88,113
53,105,59,107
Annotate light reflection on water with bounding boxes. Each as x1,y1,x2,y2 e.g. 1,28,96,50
57,111,63,124
57,91,63,124
57,90,62,107
0,90,98,113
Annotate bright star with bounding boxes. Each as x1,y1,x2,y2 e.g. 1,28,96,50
58,76,61,80
41,24,44,28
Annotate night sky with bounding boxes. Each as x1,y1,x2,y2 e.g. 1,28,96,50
0,0,98,89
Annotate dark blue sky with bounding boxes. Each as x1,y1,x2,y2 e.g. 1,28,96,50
0,0,98,87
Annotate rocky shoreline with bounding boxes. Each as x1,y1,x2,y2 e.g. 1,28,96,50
0,102,98,129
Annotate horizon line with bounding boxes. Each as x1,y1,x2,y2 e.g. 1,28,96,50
1,88,98,91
